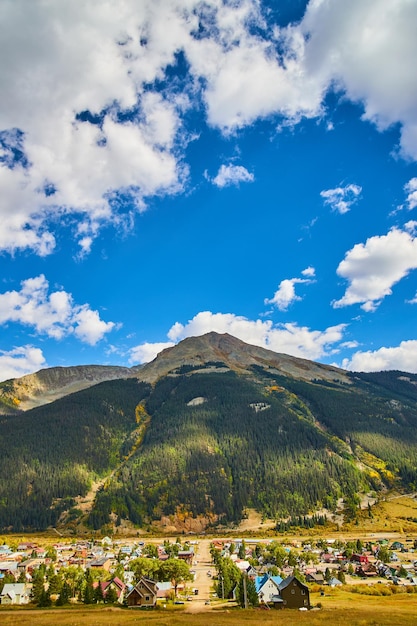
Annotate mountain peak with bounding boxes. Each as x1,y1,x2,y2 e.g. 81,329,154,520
137,331,350,384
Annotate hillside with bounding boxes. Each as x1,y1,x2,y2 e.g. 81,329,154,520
0,364,143,413
0,332,416,532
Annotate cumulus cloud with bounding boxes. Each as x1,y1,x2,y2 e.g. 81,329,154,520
342,340,417,373
168,311,345,361
128,341,174,364
301,0,417,159
0,275,115,344
211,164,254,188
404,178,417,211
1,0,417,257
333,228,417,311
0,1,189,256
320,184,361,214
265,268,315,311
147,310,345,362
0,345,46,382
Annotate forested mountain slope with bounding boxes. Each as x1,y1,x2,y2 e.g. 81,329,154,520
0,333,416,532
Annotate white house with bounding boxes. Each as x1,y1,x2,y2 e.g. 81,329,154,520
0,583,31,605
255,573,283,603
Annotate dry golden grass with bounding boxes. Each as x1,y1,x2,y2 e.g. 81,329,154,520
1,593,417,626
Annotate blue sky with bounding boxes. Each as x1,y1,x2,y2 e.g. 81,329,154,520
1,0,417,381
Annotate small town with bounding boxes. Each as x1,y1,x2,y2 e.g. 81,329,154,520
0,531,416,615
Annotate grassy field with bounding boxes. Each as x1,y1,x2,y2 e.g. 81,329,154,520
1,593,417,626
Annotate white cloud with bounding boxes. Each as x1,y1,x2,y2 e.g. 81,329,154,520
265,268,315,311
211,164,254,188
340,340,359,349
0,0,189,256
333,228,417,311
0,275,115,345
302,266,316,277
342,340,417,373
129,341,175,364
301,0,417,160
404,178,417,210
0,345,46,382
1,0,417,257
320,184,362,214
128,310,346,365
404,220,417,234
167,310,345,361
265,279,303,311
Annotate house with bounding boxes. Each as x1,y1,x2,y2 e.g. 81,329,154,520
328,577,343,587
17,558,44,576
156,581,173,598
306,572,324,584
0,562,18,579
255,573,283,603
88,557,112,571
126,577,157,608
351,553,368,564
0,583,31,605
356,563,377,577
101,536,113,547
177,549,194,565
246,565,257,578
271,576,310,610
17,543,37,552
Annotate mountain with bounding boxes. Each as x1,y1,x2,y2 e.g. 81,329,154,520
135,331,351,384
0,332,416,533
0,364,143,413
0,332,346,413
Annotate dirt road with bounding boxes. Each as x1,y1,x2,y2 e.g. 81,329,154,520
185,539,215,613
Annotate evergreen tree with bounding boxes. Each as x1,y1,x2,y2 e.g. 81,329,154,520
48,573,62,596
337,570,346,584
38,588,52,607
83,581,95,604
83,569,95,604
32,570,45,604
94,581,105,603
0,573,16,594
105,585,118,604
56,581,71,606
238,541,246,559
